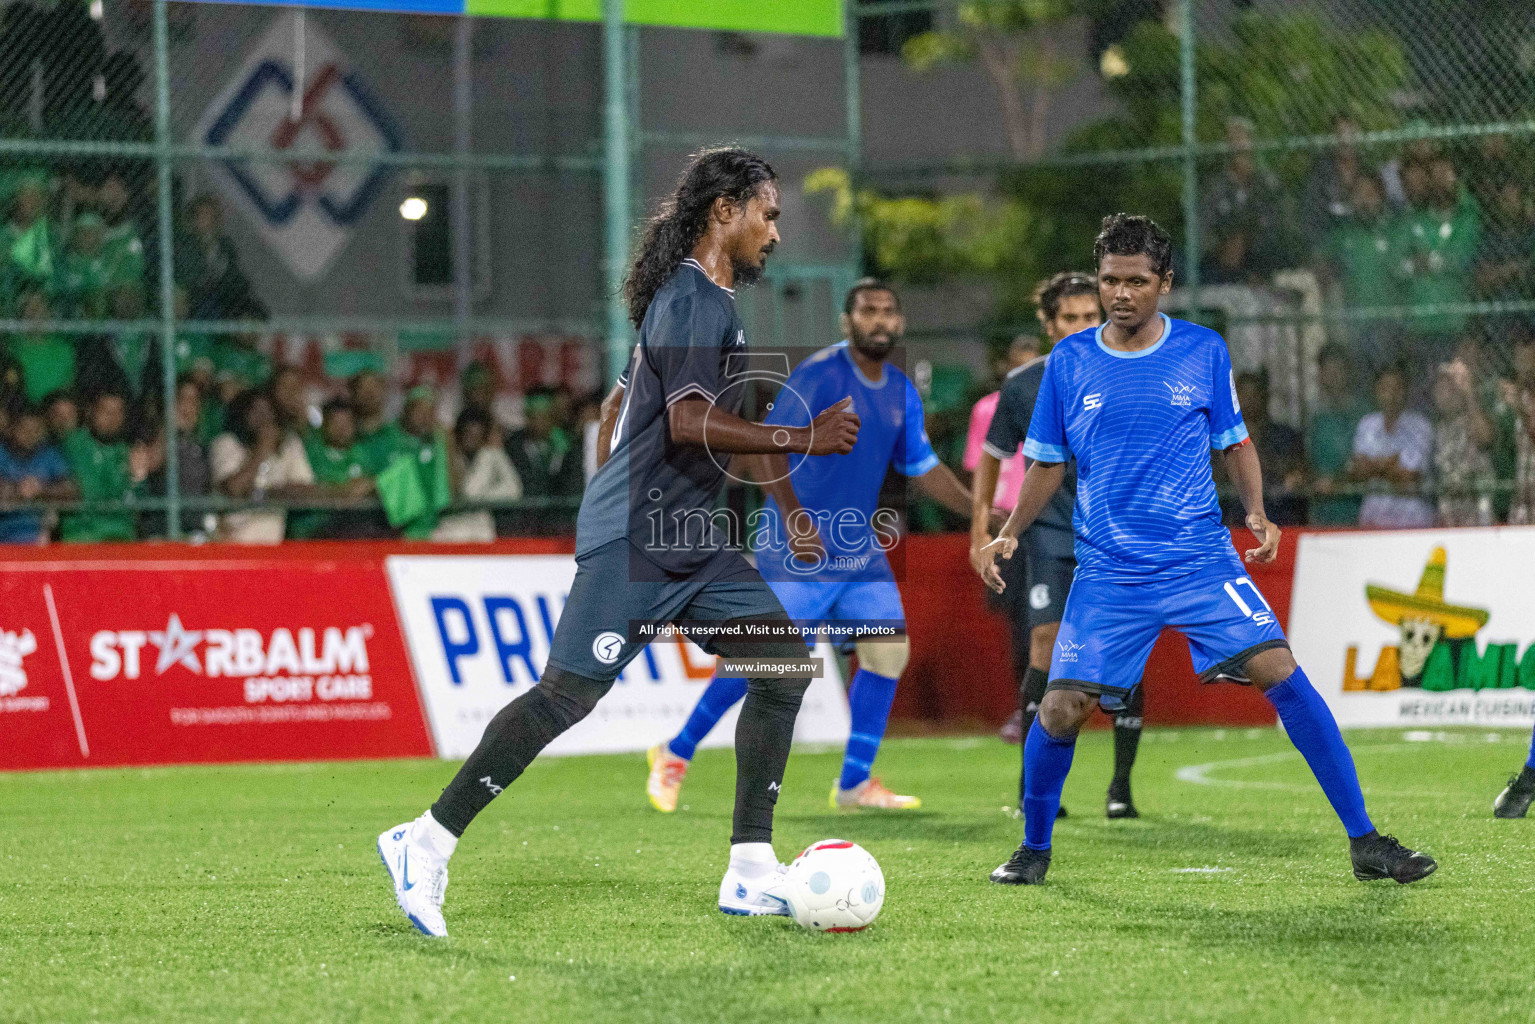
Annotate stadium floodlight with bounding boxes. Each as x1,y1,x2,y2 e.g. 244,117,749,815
399,196,428,221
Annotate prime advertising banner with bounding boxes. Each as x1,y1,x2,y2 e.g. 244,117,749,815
386,554,852,758
1288,528,1535,728
0,555,433,770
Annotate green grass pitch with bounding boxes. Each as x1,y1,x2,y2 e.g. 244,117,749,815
5,728,1535,1023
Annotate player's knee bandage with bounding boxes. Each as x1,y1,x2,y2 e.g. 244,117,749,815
854,636,908,678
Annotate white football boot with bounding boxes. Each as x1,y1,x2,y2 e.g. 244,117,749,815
378,819,451,938
717,861,792,917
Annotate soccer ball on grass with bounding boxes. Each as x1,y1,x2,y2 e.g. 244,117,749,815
782,839,884,932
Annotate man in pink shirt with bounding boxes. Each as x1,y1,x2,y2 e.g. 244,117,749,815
964,336,1038,515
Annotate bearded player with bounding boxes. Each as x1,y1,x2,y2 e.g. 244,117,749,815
978,214,1437,887
643,279,979,814
378,148,863,935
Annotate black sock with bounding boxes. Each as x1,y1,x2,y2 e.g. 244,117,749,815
1018,666,1049,809
730,674,812,844
712,615,811,845
1518,765,1535,789
1110,684,1144,799
429,667,611,836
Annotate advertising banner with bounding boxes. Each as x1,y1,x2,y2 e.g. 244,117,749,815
1288,528,1535,728
386,554,851,758
0,556,432,770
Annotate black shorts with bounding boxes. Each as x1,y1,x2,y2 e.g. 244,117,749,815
547,539,787,681
1021,541,1074,631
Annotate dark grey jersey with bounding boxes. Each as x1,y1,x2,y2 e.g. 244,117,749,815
982,354,1077,559
577,259,748,576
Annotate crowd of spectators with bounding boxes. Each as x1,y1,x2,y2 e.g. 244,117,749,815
0,143,604,545
1208,330,1535,530
0,352,598,544
10,79,1535,542
1193,115,1535,529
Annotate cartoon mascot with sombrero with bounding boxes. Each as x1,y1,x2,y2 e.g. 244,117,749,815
1367,547,1489,686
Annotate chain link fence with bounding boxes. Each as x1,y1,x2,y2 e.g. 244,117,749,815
3,0,1534,542
850,0,1535,531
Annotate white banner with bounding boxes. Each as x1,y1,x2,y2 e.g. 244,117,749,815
193,11,400,281
385,555,851,758
1289,528,1535,728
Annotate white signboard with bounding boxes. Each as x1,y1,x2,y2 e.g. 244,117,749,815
193,11,400,281
1288,528,1535,728
386,555,851,758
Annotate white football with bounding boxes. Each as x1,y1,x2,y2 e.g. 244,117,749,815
782,839,885,932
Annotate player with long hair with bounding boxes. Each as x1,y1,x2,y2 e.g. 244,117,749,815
378,148,862,935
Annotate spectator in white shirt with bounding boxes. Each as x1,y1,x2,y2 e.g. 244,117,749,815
1347,361,1435,528
210,388,317,543
432,408,522,542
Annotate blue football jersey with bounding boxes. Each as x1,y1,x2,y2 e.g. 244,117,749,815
756,341,939,582
1022,314,1249,583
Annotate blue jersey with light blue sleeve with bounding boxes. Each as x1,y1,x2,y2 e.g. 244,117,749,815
1023,314,1249,584
756,342,939,582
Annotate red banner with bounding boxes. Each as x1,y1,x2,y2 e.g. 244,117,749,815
894,530,1296,728
0,547,433,770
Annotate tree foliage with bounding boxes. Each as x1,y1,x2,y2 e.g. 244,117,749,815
814,7,1410,337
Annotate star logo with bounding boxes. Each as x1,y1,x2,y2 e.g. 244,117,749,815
149,614,204,675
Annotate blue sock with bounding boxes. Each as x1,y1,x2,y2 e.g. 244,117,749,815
838,668,900,791
667,675,748,761
1022,718,1076,850
1265,667,1374,838
1526,721,1535,771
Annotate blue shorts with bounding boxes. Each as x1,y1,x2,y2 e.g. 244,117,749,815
768,579,906,652
1049,563,1288,711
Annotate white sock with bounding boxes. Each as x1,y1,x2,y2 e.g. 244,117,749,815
414,810,459,860
729,842,778,878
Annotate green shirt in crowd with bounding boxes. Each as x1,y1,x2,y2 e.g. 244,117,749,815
354,421,411,476
1307,394,1373,526
1391,192,1481,338
289,432,372,539
60,428,138,542
57,250,112,318
211,339,272,391
1325,220,1400,310
100,222,145,290
6,333,75,404
1,216,57,302
365,425,449,540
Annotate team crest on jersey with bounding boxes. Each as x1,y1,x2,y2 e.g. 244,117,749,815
1164,381,1196,408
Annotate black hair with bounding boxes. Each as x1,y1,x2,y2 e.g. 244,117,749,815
843,277,901,315
1034,271,1097,322
623,147,777,328
454,407,492,441
1235,367,1270,392
13,402,44,422
1316,342,1351,366
321,396,354,420
1093,214,1174,278
225,387,273,447
1375,359,1410,384
41,389,77,410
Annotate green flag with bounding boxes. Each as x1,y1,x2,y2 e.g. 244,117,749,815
376,454,429,530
